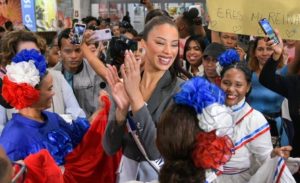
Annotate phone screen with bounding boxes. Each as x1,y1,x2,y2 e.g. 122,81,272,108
72,23,86,44
258,18,280,45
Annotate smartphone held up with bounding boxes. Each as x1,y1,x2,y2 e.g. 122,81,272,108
258,18,280,45
91,28,112,42
71,23,86,45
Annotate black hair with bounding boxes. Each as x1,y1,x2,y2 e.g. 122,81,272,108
82,16,99,26
4,21,13,30
58,28,71,48
36,31,57,46
145,9,171,24
220,61,252,84
142,16,175,41
220,61,253,97
182,8,199,35
72,19,79,28
183,35,206,72
119,20,133,29
0,26,5,32
124,28,138,37
48,33,58,48
36,70,49,89
157,104,205,183
105,18,111,24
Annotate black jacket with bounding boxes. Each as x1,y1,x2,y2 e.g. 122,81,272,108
260,58,300,156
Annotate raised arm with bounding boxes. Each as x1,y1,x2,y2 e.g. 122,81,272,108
81,31,108,81
102,65,129,155
259,30,290,98
120,50,161,159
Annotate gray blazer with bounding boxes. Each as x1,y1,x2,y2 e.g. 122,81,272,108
103,71,184,161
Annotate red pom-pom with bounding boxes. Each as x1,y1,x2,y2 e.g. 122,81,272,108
2,76,40,109
192,131,233,170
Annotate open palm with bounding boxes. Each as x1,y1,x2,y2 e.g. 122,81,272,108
106,65,130,111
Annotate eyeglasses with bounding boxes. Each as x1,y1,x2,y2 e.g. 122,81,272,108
11,162,26,183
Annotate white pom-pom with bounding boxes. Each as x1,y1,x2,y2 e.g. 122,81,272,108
197,103,234,137
6,60,40,87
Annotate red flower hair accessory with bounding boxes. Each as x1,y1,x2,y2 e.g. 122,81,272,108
192,131,233,171
2,76,40,110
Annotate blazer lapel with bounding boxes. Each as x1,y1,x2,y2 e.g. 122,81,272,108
147,71,172,115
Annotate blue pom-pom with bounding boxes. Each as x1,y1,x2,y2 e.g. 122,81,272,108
12,49,47,77
173,77,225,114
218,49,240,67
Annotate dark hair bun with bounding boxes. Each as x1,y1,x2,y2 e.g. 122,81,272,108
183,8,200,26
159,160,205,183
188,8,199,19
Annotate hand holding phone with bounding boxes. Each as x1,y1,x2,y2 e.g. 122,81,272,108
259,18,284,60
258,18,280,45
71,23,86,45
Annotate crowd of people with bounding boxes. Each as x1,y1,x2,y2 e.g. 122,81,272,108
0,1,300,182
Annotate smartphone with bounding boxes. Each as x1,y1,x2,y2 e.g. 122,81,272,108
71,23,86,45
258,18,280,45
92,28,112,41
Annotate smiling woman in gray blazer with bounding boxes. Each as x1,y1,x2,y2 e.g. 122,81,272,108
103,16,184,182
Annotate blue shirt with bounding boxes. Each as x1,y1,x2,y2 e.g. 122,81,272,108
63,70,74,88
247,69,285,113
0,111,89,165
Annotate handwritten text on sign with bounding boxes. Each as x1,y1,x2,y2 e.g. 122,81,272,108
207,0,300,40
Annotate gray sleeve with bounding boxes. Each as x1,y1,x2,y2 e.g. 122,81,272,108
131,104,160,160
102,102,126,155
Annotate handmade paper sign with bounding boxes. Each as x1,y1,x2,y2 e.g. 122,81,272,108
207,0,300,40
